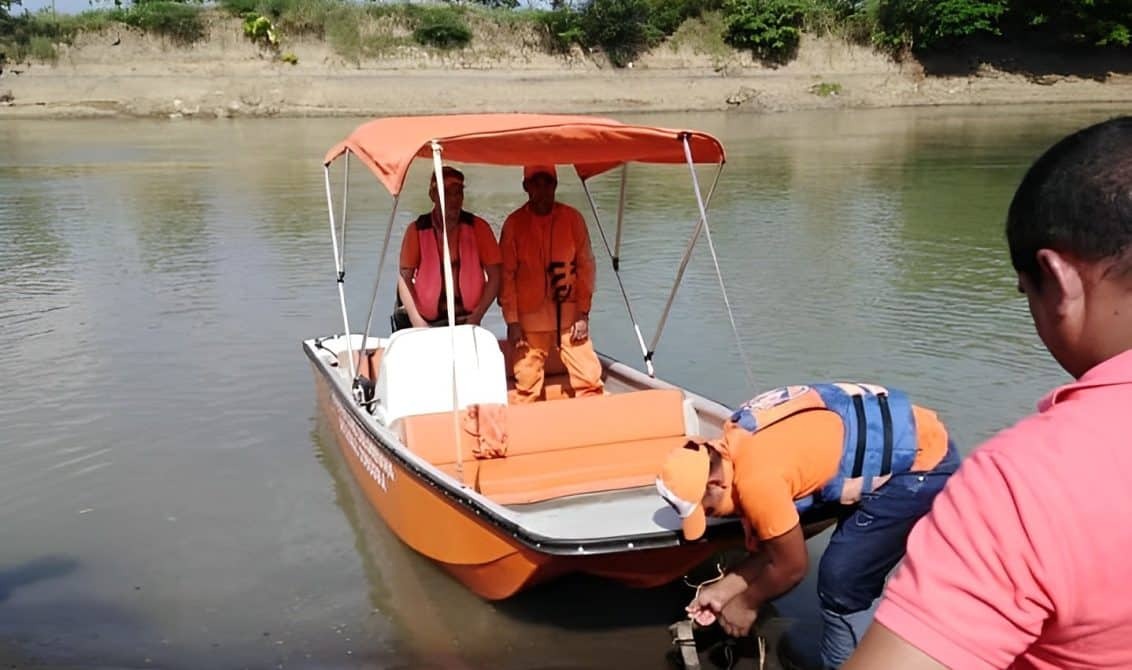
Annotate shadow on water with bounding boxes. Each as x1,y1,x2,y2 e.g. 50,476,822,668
494,574,690,630
0,556,77,605
0,557,177,669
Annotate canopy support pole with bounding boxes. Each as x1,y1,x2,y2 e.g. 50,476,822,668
649,164,721,361
677,136,756,391
581,168,653,377
359,193,400,364
340,151,350,262
324,163,356,383
431,142,465,486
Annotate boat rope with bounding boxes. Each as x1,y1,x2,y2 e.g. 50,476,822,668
681,562,767,670
683,561,726,599
324,162,356,382
580,169,653,376
679,135,757,392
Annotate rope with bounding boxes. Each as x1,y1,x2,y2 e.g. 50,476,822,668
680,562,767,670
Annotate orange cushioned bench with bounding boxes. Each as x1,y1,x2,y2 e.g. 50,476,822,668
399,388,689,505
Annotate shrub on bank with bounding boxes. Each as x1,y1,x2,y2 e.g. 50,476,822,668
722,0,805,63
411,6,472,49
108,0,206,45
579,0,656,66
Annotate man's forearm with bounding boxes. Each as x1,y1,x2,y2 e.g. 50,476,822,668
475,265,502,319
711,553,768,602
734,551,806,610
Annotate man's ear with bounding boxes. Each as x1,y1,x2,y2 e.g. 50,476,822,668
1036,248,1085,316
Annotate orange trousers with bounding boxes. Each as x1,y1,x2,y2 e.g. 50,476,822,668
511,330,604,403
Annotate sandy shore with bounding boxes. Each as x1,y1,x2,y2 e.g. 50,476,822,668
2,17,1132,119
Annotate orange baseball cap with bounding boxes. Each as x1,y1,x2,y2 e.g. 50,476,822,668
523,164,557,181
656,441,711,541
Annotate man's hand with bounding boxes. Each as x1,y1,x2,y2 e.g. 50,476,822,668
686,581,729,626
507,322,527,349
718,594,759,638
569,316,589,343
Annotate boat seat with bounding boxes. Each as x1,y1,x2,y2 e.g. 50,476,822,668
401,388,689,504
440,435,688,505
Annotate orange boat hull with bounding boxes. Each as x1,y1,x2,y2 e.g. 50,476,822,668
313,369,731,600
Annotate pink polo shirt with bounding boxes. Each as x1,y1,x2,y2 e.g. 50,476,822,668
876,348,1132,669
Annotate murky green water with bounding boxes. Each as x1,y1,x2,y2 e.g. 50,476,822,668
1,104,1123,669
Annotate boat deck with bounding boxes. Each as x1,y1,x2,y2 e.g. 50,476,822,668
507,486,729,543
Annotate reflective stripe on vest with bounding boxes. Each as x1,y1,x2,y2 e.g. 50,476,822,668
729,382,919,510
414,211,485,321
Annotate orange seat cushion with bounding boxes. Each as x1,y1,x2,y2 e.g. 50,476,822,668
473,435,687,504
401,388,686,465
401,389,690,504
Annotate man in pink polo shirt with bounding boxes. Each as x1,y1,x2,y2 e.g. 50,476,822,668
843,117,1132,669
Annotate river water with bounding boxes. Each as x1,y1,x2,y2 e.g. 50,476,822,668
1,104,1123,669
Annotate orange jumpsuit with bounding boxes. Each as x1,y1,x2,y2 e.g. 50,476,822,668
499,201,604,403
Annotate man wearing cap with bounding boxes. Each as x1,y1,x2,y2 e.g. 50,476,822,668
498,165,603,403
394,165,502,330
656,383,959,669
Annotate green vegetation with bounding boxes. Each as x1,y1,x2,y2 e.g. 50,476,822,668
411,6,471,49
722,0,804,63
810,80,841,95
1,0,1129,68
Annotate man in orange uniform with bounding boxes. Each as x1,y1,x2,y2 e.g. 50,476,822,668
498,165,604,403
656,383,958,668
395,166,501,330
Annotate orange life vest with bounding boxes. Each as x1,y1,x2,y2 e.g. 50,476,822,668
728,383,921,508
413,211,485,322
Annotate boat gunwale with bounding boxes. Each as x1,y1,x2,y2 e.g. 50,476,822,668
305,337,747,557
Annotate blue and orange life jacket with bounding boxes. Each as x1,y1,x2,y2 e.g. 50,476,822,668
413,211,485,322
728,382,920,512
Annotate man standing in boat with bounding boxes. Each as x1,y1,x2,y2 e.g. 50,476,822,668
394,166,502,330
655,383,959,669
498,165,604,403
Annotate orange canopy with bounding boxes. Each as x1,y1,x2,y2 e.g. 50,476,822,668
323,113,726,196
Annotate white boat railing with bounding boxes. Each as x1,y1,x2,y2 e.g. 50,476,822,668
324,158,356,384
429,140,468,484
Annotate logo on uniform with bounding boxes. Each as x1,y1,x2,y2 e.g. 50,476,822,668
744,385,811,411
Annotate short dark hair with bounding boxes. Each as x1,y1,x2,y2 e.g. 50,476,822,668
429,166,465,185
1006,116,1132,287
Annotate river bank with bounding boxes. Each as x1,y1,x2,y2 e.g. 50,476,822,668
2,14,1131,120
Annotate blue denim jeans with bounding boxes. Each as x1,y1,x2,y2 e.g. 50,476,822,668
815,440,960,669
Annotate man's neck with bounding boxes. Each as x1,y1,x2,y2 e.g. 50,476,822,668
433,209,460,227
